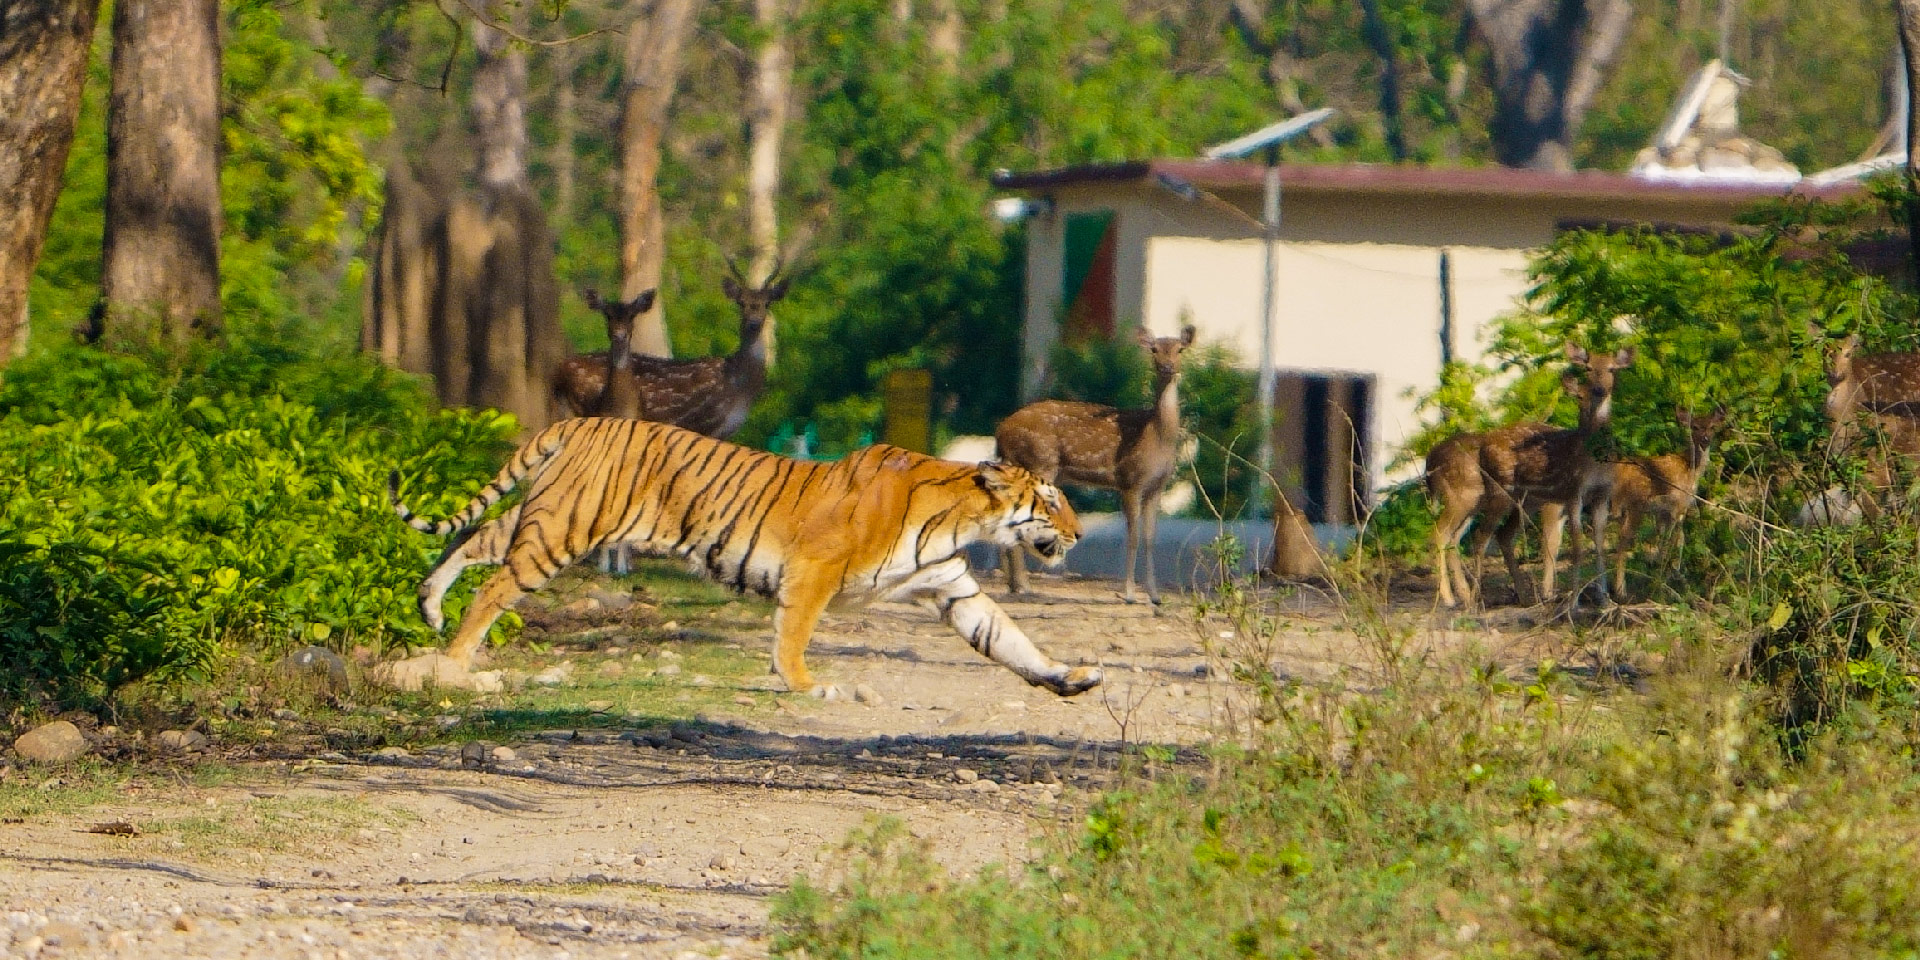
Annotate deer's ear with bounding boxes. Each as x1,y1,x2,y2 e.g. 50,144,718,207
1612,346,1635,368
628,289,658,313
583,290,605,311
1180,324,1197,346
975,462,1016,499
722,276,742,301
768,278,791,302
1136,327,1155,348
1564,343,1590,365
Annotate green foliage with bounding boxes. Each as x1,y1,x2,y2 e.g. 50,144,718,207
1045,335,1150,409
773,616,1920,959
0,338,511,706
1179,344,1260,519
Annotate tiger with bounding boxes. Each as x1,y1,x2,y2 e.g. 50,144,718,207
388,417,1104,697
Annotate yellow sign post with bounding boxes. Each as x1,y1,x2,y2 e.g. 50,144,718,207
882,368,933,454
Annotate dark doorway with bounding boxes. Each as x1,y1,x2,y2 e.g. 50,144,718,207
1271,371,1374,525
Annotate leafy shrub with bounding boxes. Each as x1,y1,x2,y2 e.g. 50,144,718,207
0,340,512,706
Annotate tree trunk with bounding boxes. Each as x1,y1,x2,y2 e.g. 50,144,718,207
1467,0,1635,171
618,0,700,358
102,0,223,343
1898,0,1920,284
1357,0,1408,161
470,3,530,191
746,0,792,283
0,0,100,361
550,47,578,226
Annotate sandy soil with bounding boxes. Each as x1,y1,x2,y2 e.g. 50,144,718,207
0,573,1571,959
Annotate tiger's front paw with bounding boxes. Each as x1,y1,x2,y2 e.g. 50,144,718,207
1036,665,1102,697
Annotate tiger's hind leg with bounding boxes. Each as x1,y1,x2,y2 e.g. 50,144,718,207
444,533,580,667
418,506,519,631
897,557,1102,696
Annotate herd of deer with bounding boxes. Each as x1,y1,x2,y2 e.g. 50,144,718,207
553,272,1920,613
1426,329,1920,611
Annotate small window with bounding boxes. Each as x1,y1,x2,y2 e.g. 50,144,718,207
1061,210,1116,339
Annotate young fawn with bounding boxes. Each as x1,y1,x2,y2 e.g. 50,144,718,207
1606,406,1725,598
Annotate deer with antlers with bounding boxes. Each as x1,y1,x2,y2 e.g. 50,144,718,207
1426,344,1632,608
1604,405,1726,599
995,325,1194,605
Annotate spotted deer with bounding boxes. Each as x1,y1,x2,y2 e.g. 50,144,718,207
1606,406,1726,598
598,256,787,437
1803,334,1920,524
1428,345,1631,609
552,289,657,418
1477,345,1633,608
995,325,1194,604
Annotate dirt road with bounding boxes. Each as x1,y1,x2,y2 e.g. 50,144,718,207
0,574,1552,958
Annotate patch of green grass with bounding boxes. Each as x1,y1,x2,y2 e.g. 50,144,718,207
145,794,418,861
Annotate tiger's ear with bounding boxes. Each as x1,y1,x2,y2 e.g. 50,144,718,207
975,462,1016,498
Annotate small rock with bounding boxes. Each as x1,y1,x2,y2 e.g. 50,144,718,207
690,674,714,687
1192,663,1211,678
659,624,681,636
1166,683,1188,699
656,663,682,677
598,661,627,678
812,684,846,702
853,684,886,706
270,708,301,722
953,768,980,784
431,715,462,730
490,746,517,764
372,746,409,759
459,741,487,767
559,596,603,617
733,694,756,707
13,721,87,764
276,646,350,694
970,779,1001,793
530,662,575,687
584,700,613,713
586,588,634,612
999,700,1028,712
707,853,735,871
155,729,208,753
172,916,196,933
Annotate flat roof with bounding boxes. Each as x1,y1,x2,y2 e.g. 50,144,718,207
990,159,1859,204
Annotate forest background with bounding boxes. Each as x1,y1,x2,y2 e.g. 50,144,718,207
19,0,1906,455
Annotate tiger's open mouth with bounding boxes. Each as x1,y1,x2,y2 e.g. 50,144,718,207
1028,533,1069,566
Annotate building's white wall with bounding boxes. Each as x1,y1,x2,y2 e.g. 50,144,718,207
1143,235,1531,489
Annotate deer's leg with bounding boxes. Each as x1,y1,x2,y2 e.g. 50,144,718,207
898,557,1101,695
1611,504,1639,601
1140,489,1163,604
1538,501,1566,604
771,569,838,696
1433,495,1476,609
1118,487,1143,603
1003,547,1031,596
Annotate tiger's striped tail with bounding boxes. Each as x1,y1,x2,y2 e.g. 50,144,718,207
389,424,570,536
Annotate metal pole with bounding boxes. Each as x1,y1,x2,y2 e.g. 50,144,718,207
1255,143,1281,486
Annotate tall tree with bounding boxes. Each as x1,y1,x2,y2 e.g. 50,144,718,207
102,0,223,342
746,0,795,283
619,0,701,358
1467,0,1635,170
1898,0,1920,280
470,5,530,190
0,0,100,360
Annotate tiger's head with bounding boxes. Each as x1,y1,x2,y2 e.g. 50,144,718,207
975,462,1079,566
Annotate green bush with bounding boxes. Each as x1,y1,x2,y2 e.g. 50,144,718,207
0,340,512,706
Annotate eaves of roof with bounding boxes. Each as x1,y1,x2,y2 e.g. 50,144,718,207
989,159,1860,205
